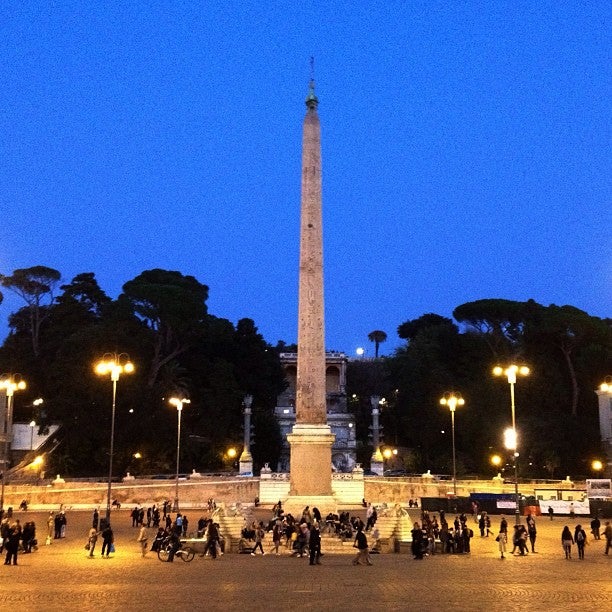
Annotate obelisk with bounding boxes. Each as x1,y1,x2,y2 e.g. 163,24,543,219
286,77,335,505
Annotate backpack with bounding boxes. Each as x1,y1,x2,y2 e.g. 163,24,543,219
576,531,584,542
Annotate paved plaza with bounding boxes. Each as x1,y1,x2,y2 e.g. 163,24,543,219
0,508,609,612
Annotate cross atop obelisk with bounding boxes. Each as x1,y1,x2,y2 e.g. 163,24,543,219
286,72,335,505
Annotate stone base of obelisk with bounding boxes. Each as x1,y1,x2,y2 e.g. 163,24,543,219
284,424,336,516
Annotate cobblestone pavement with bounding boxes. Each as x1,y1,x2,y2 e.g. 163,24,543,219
0,509,609,612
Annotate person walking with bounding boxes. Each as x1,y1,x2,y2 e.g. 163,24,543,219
250,522,265,556
574,524,587,560
137,524,148,558
561,525,574,559
352,525,372,566
603,521,612,555
87,527,98,557
497,530,507,559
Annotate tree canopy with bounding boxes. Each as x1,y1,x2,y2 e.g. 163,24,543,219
0,265,608,481
0,266,284,476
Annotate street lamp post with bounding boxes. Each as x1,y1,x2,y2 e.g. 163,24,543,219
493,364,529,524
597,377,612,477
30,398,43,453
239,395,253,476
95,353,134,524
0,374,27,515
29,420,36,451
169,397,190,512
439,392,465,496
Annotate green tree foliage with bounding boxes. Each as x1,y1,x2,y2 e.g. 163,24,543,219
386,299,610,478
0,266,61,357
120,269,209,388
0,266,285,476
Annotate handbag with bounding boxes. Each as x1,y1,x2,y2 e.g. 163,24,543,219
109,543,115,553
85,542,91,550
495,535,500,542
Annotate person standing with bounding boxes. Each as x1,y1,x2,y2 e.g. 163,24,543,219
204,520,219,559
548,506,554,521
309,522,322,565
87,527,98,557
352,525,372,566
4,521,21,565
527,514,537,553
92,508,99,530
574,524,587,560
365,503,374,531
371,525,381,553
21,521,36,553
411,522,425,560
54,512,62,539
131,507,139,527
46,512,54,545
271,520,283,556
59,511,67,538
101,524,114,558
137,524,148,558
561,525,574,559
478,513,486,537
590,516,601,540
462,524,474,554
499,516,508,536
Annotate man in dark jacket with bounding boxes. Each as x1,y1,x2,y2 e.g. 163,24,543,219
309,522,322,565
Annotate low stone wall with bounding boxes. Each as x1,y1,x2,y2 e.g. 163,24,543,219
363,477,581,503
3,477,260,509
3,475,584,510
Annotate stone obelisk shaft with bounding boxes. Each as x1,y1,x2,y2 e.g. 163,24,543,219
296,88,326,426
287,81,334,499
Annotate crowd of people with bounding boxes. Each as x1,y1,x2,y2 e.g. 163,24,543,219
0,499,610,567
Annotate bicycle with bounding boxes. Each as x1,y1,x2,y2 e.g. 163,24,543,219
157,536,195,562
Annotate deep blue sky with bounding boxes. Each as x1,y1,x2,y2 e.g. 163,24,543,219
1,1,609,356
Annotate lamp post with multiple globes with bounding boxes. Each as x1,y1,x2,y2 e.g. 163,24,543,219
169,397,190,512
439,392,465,496
493,364,529,524
95,354,134,523
0,374,26,514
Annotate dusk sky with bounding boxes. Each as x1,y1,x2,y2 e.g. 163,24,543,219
1,2,609,356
